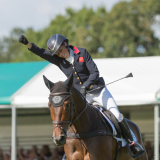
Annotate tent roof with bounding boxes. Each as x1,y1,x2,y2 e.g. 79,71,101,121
96,56,160,106
0,61,49,105
12,56,160,107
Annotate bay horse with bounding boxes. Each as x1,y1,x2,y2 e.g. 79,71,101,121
43,74,148,160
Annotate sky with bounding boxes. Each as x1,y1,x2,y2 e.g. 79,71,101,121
0,0,131,38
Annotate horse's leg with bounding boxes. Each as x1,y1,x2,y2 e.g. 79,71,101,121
127,119,148,160
84,153,90,160
64,138,85,160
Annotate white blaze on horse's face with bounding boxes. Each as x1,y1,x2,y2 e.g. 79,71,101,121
49,98,71,146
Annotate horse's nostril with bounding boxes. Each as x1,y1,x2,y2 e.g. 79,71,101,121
59,136,64,141
59,136,66,142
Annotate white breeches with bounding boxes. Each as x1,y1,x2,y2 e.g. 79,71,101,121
86,86,123,122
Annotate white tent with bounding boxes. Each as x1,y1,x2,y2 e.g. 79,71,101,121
11,56,160,160
12,56,160,106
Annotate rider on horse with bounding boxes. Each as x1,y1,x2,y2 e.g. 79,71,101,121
19,34,144,157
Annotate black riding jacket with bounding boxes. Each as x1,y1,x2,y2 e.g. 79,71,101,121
29,43,105,94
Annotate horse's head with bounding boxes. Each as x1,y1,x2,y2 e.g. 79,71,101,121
43,74,74,147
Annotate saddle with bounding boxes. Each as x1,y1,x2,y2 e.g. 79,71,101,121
103,109,122,136
91,102,122,137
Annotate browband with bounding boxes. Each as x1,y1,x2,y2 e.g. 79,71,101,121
50,92,71,96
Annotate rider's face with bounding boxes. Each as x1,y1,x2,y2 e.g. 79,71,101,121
55,42,69,58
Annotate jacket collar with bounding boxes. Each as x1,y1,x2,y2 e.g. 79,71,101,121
68,46,80,64
73,46,79,54
69,45,80,54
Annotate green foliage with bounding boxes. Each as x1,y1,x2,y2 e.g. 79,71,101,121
0,0,160,62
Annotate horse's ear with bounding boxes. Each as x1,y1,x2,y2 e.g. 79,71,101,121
63,73,73,88
43,75,54,90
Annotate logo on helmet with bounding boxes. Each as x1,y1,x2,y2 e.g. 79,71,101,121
47,42,55,51
50,46,55,51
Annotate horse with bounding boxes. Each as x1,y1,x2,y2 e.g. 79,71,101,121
43,74,148,160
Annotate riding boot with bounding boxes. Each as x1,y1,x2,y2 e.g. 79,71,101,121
118,118,144,158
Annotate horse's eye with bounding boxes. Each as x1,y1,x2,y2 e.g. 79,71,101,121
66,103,70,108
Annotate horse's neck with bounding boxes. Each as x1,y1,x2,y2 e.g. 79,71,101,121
71,88,99,133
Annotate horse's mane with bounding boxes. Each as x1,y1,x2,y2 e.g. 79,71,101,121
70,86,86,103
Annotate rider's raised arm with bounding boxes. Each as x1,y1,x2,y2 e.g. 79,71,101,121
19,35,58,65
26,43,32,49
28,42,58,64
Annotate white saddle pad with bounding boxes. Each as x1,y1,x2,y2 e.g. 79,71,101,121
95,106,137,147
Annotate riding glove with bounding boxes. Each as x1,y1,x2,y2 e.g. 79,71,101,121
19,35,29,45
80,86,86,97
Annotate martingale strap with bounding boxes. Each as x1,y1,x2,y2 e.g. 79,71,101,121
66,130,113,139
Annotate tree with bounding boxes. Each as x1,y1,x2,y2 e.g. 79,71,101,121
0,28,24,62
101,0,160,57
0,0,160,62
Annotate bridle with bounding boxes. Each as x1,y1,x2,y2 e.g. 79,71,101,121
49,91,88,136
49,92,74,135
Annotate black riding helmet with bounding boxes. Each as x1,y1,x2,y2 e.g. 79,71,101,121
47,34,68,56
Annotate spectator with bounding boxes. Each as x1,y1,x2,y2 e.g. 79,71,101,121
31,146,39,157
145,141,152,152
50,148,61,160
0,149,3,160
144,141,154,160
28,150,39,160
147,149,154,160
1,140,159,160
51,158,60,160
57,147,64,157
1,140,158,160
24,150,31,160
39,148,47,160
42,145,52,158
3,154,10,160
17,148,25,160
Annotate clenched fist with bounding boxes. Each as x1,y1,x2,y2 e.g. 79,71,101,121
19,35,29,45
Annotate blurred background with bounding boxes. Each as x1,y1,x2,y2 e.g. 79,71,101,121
0,0,160,160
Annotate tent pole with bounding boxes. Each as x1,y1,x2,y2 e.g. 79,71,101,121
11,106,17,160
154,105,159,160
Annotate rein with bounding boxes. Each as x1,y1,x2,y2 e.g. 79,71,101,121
49,91,113,139
69,98,87,127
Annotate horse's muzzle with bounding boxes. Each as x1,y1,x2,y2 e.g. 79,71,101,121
52,134,66,146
